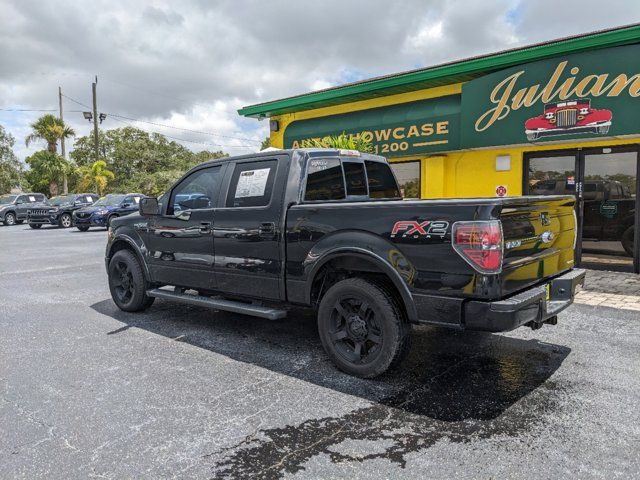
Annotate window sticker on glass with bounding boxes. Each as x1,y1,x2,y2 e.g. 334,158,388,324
85,196,93,203
28,196,36,202
235,168,270,198
133,197,140,204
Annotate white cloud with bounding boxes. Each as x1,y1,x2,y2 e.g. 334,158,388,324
0,0,639,163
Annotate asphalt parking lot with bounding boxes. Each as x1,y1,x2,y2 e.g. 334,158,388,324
1,224,639,479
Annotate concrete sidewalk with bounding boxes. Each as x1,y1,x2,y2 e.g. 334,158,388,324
575,270,640,311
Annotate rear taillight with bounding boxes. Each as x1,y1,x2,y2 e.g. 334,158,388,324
452,220,503,274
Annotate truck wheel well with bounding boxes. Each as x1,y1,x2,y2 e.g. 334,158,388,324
310,256,408,319
108,240,138,264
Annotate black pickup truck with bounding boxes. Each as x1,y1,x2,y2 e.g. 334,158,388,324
105,149,585,377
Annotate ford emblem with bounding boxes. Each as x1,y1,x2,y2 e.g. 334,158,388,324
541,231,555,243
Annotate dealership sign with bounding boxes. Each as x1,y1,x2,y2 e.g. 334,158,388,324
283,95,460,156
461,44,640,148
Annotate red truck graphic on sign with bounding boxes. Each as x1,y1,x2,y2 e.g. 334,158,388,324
525,99,612,141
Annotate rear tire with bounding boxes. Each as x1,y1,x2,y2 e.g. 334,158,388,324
4,212,16,226
29,223,42,229
59,213,72,228
107,215,118,227
317,277,410,378
77,225,90,232
16,219,24,224
108,250,155,312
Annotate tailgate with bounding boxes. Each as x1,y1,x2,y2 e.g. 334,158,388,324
498,195,576,296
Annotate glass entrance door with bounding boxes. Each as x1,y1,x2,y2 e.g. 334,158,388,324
580,147,638,273
525,146,639,274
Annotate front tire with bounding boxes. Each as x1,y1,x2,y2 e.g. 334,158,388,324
108,250,155,312
4,212,16,226
59,213,72,228
16,219,24,224
317,277,410,378
29,223,42,229
77,225,90,232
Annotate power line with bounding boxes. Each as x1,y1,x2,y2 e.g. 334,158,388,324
62,93,260,144
101,77,212,110
61,93,92,110
108,115,256,149
106,112,261,143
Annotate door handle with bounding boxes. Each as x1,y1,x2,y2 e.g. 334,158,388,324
259,222,276,236
200,221,212,233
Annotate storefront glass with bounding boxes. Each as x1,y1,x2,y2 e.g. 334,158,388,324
581,151,637,271
389,161,421,199
525,148,639,273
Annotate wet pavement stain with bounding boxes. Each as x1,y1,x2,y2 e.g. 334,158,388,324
210,346,570,479
90,300,571,479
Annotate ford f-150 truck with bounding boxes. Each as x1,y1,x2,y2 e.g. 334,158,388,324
105,149,585,377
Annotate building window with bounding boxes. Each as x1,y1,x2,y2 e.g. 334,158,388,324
389,161,421,198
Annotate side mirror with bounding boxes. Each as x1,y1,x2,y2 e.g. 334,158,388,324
139,197,159,216
121,202,131,208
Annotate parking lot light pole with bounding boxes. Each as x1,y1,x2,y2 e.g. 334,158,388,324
92,76,99,162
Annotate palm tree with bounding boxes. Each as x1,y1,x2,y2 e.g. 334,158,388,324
25,114,75,193
78,160,115,196
29,152,72,197
300,132,373,153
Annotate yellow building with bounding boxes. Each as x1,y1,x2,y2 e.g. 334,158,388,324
240,24,640,273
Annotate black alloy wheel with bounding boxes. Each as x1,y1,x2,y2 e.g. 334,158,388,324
108,250,155,312
318,278,410,378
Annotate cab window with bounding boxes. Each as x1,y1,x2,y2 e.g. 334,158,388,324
365,161,401,199
343,161,367,197
304,158,345,201
169,166,222,215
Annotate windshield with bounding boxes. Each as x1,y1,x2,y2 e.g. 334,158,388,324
93,194,126,206
49,195,75,206
0,195,17,204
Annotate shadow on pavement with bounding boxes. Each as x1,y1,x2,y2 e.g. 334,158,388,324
91,298,571,476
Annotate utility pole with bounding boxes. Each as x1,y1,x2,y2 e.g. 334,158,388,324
92,75,99,163
59,86,68,194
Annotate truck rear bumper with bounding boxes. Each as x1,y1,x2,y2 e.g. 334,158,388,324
464,268,586,332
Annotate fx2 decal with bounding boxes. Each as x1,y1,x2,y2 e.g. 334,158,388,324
390,220,450,238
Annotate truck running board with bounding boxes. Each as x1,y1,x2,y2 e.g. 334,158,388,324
146,288,287,320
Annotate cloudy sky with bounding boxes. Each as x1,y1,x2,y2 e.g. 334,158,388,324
1,0,639,162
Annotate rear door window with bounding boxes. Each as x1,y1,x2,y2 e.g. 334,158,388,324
304,158,345,201
225,160,277,208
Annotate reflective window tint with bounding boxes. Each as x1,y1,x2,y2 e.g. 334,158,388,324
389,161,420,198
527,156,576,195
169,166,222,214
304,158,345,201
365,161,401,199
343,162,367,196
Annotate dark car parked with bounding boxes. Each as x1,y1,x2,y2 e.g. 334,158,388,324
74,193,144,231
28,193,99,228
0,193,48,226
106,149,585,378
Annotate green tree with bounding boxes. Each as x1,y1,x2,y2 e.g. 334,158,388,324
77,160,115,195
25,114,75,194
24,151,73,196
261,136,271,150
71,127,228,195
301,132,373,153
0,125,26,194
